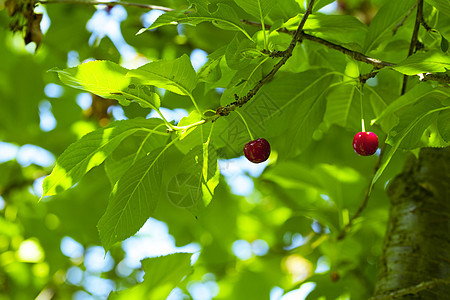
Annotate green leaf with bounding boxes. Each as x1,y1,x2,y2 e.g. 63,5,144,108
140,0,252,40
174,110,204,154
441,34,449,52
127,54,197,97
282,73,334,156
214,70,334,158
104,131,169,187
371,84,448,125
263,161,324,191
52,61,160,109
168,128,219,212
363,0,417,53
425,0,450,16
110,253,192,300
41,118,167,198
387,100,442,150
284,14,367,46
141,254,193,296
98,147,166,251
437,110,450,142
197,46,227,83
234,0,276,20
312,0,336,12
224,35,258,70
392,51,450,75
325,83,359,128
373,98,450,184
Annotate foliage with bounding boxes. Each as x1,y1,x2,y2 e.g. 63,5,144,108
0,0,448,299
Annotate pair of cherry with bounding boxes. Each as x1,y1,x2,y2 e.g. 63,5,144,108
243,132,378,163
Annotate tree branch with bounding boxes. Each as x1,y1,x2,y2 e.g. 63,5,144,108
370,278,450,300
242,19,394,68
392,2,417,35
302,33,394,68
401,0,422,95
243,19,447,86
214,0,316,118
420,72,450,84
35,0,175,12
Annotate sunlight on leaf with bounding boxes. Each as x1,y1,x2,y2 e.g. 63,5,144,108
140,0,252,40
373,98,450,184
127,55,197,97
110,253,192,300
53,61,161,109
98,144,170,250
392,50,450,75
363,0,416,53
41,119,167,199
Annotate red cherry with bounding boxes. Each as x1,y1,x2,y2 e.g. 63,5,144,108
353,132,378,156
243,138,271,163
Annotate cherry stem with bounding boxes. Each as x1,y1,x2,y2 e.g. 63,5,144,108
359,85,365,132
235,110,254,140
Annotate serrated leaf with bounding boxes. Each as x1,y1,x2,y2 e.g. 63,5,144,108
234,0,276,20
364,0,417,53
127,55,197,97
104,130,169,187
139,0,252,40
52,60,160,109
41,118,167,198
109,253,192,300
373,98,450,184
98,147,166,251
392,50,450,75
425,0,450,16
372,84,449,125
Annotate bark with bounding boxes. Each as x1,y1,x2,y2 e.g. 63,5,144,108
373,147,450,299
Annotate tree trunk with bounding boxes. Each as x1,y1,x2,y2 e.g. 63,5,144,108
373,147,450,299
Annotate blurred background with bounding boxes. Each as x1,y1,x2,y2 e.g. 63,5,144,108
0,0,405,299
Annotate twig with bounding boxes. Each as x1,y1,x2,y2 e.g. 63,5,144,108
214,0,316,118
302,33,394,68
420,72,450,84
35,0,175,11
392,2,417,35
419,16,432,32
242,19,394,68
359,69,379,84
369,278,450,300
337,138,387,240
401,0,422,95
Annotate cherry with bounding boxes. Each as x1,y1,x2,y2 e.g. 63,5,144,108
353,132,378,156
243,138,270,163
